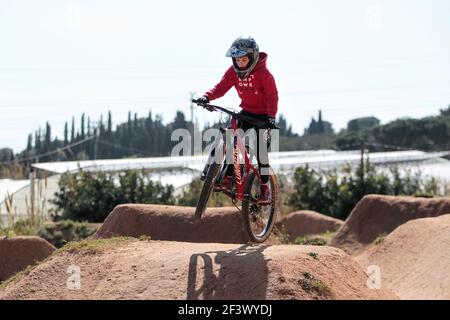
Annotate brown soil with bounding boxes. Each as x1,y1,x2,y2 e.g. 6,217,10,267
329,194,450,255
355,214,450,300
277,210,343,241
0,239,397,300
0,236,56,282
94,204,280,244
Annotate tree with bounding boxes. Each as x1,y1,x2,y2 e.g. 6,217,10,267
26,134,33,151
347,117,380,132
71,117,75,143
44,122,51,150
172,111,188,130
440,105,450,116
127,111,132,147
306,110,334,135
107,111,113,135
81,113,85,139
64,122,69,146
35,128,42,153
87,116,91,136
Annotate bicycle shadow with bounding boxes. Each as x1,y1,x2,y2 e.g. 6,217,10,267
186,244,271,300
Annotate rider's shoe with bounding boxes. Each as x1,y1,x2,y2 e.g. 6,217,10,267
257,183,271,205
214,175,232,191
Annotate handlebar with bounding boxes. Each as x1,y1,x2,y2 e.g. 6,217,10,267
192,99,279,129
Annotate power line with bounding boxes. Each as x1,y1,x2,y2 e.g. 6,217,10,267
0,136,95,166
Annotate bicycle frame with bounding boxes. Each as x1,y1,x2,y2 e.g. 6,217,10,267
193,98,276,203
222,115,261,202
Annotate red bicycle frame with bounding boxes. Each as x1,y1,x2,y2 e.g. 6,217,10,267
228,116,261,201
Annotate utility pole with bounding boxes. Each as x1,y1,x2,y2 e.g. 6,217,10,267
360,137,366,194
189,91,196,123
360,140,365,179
189,91,197,156
91,120,101,160
29,170,36,225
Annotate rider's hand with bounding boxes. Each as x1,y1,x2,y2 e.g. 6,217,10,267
266,116,277,129
196,95,209,104
197,96,215,112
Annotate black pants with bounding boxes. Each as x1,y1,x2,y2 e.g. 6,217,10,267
225,111,271,184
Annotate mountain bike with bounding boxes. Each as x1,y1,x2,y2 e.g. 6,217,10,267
192,99,279,243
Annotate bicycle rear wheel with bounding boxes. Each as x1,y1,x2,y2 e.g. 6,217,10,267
241,167,278,242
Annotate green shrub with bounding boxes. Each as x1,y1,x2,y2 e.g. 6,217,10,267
38,220,97,248
0,219,37,237
288,161,438,220
51,169,175,222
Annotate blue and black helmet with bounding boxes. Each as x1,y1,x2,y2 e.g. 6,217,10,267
226,36,260,79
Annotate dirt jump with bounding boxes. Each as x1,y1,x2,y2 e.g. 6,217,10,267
0,239,396,300
277,210,343,242
2,194,449,300
0,236,56,282
355,214,450,300
94,204,281,244
329,194,450,255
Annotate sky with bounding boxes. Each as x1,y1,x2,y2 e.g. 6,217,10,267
1,0,450,153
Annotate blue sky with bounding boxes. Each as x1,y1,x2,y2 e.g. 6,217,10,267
1,0,450,153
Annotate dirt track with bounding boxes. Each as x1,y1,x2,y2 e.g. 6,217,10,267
355,214,450,300
2,196,449,300
329,194,450,255
94,204,281,244
0,236,55,282
0,239,396,300
277,210,343,241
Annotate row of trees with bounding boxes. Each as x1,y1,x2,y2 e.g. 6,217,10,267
2,104,450,179
336,105,450,151
1,110,301,179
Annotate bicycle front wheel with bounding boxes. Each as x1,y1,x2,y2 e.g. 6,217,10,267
241,167,278,243
195,163,221,220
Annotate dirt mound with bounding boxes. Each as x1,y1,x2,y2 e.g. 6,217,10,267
0,236,56,282
0,239,396,300
329,194,450,255
278,210,343,241
94,204,280,244
355,214,450,300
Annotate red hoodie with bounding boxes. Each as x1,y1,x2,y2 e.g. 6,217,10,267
204,52,278,117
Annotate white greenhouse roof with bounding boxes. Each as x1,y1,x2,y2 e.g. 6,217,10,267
30,149,450,174
0,179,30,201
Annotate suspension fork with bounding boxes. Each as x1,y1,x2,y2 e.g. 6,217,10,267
201,127,226,181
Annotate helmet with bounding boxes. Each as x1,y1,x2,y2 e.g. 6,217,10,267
226,37,260,79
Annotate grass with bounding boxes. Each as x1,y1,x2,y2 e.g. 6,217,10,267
294,231,336,246
0,219,38,237
276,225,291,244
374,234,387,245
308,252,319,260
138,235,152,241
58,237,135,254
295,237,327,246
298,272,334,298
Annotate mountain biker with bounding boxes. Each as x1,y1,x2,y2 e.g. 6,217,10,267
196,36,279,205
